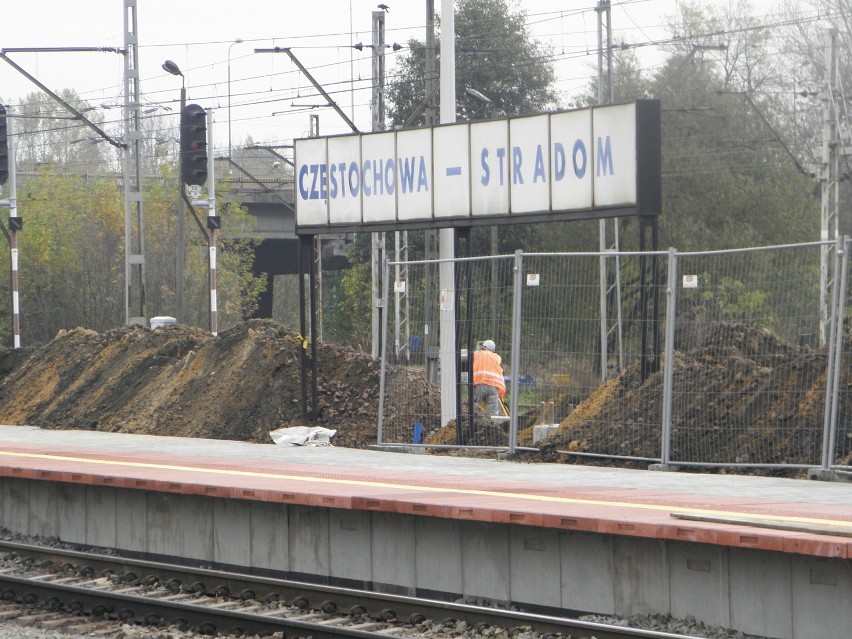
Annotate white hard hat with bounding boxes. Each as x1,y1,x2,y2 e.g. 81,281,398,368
482,340,496,352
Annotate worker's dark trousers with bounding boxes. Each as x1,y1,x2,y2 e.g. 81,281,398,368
473,384,502,416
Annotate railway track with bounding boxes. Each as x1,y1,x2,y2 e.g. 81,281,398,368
0,539,705,639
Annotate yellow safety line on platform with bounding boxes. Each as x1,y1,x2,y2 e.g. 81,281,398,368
1,449,850,530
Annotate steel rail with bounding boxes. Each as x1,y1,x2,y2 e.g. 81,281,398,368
0,540,704,639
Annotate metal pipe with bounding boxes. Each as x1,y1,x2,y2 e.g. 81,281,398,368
660,247,678,467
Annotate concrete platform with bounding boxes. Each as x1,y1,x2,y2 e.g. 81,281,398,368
0,425,850,639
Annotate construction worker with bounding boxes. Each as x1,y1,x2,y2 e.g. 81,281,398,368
472,339,505,416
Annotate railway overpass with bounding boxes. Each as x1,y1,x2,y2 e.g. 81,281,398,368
222,171,352,319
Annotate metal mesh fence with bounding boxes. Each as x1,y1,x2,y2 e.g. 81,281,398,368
832,239,852,472
668,244,829,468
377,259,444,447
514,252,666,458
377,240,848,473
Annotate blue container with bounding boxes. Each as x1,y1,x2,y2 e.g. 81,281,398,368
413,422,423,444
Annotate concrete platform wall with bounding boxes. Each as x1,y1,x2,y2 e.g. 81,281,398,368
1,477,850,639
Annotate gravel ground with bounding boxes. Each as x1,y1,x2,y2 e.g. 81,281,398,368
0,612,768,639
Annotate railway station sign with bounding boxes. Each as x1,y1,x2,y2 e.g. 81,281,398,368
295,100,660,233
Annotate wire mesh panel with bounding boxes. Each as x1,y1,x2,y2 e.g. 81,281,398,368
832,239,852,471
378,256,517,449
454,256,518,448
378,259,443,446
516,252,668,460
669,243,829,467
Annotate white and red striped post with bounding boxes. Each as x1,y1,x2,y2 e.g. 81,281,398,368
0,106,21,348
204,109,218,336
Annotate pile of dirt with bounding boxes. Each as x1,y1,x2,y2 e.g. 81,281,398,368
0,319,848,472
0,319,440,449
532,322,852,470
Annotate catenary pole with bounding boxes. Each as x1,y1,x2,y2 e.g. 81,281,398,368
0,107,21,348
439,0,458,428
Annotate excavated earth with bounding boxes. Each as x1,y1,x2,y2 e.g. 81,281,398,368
0,319,848,476
0,320,439,450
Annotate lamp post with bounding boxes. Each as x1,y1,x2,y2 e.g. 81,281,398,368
228,39,244,161
162,60,187,323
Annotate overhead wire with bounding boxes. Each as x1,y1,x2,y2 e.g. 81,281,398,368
5,2,843,156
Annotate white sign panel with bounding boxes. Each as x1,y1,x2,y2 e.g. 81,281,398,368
328,135,362,225
593,103,636,207
361,132,397,223
295,101,659,230
433,124,470,218
295,137,328,226
470,119,509,217
509,115,550,214
550,109,593,211
396,128,433,221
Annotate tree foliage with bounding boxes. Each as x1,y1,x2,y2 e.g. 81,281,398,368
0,93,266,346
386,0,558,127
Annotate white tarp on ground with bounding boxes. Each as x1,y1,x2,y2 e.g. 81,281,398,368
269,426,336,447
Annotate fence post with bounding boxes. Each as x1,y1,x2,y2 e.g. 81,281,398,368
821,236,848,471
659,248,678,468
507,250,524,454
377,257,392,445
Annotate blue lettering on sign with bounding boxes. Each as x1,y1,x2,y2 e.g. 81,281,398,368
329,163,339,198
362,160,372,196
298,165,310,200
299,155,430,202
298,164,324,200
597,136,613,176
348,162,359,197
480,148,490,185
384,159,396,195
372,159,384,195
417,159,429,191
573,140,587,178
512,147,523,184
479,147,508,186
399,157,417,192
318,164,327,199
553,143,565,180
533,144,546,183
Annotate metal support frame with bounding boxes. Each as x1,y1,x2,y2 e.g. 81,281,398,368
456,228,472,445
638,216,661,379
254,48,359,134
377,255,392,444
819,28,839,347
822,236,847,470
595,0,623,381
185,111,219,335
507,250,524,454
123,0,146,326
660,248,678,467
371,10,387,361
297,235,319,419
0,107,20,348
394,230,410,362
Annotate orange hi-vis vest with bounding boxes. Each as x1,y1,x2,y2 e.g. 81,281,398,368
473,349,505,398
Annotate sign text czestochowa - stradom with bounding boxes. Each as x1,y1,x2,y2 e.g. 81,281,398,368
294,100,660,233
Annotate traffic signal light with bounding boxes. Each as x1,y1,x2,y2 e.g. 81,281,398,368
0,105,9,186
180,103,207,186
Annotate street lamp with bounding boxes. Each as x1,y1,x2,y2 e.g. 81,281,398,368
228,39,245,161
162,60,186,323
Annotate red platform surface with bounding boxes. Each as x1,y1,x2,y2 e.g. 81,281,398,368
1,432,851,559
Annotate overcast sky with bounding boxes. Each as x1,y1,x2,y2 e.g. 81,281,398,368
0,0,787,158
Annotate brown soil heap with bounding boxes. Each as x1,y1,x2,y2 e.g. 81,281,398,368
0,319,439,449
0,319,848,472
